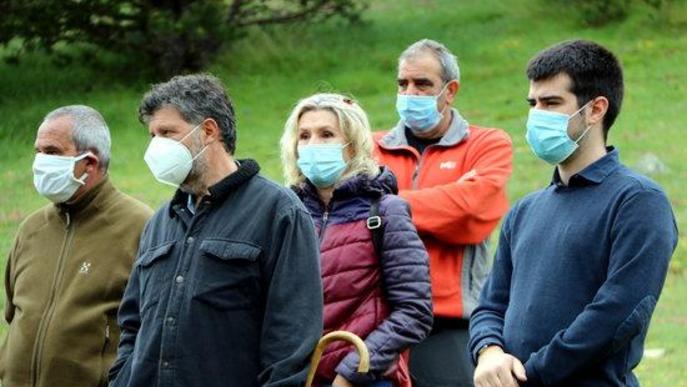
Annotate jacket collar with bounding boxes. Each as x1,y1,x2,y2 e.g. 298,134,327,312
379,108,469,149
552,147,620,187
294,167,398,204
169,159,260,217
56,175,115,220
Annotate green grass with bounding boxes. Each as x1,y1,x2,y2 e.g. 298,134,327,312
636,272,687,384
1,0,686,385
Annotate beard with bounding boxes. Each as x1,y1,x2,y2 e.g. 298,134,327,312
179,130,209,195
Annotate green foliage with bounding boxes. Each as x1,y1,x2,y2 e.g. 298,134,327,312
577,0,632,26
0,0,367,78
550,0,674,26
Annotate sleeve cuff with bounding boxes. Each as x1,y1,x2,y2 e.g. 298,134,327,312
335,352,377,385
522,360,543,387
470,337,504,365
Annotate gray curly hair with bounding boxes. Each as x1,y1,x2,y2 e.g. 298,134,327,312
139,73,237,154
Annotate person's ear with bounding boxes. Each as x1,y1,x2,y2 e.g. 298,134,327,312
444,80,460,106
200,118,221,145
78,152,100,176
344,144,355,162
587,96,609,126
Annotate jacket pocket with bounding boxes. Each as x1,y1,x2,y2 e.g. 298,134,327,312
193,239,262,310
138,241,175,267
99,317,113,387
137,241,175,314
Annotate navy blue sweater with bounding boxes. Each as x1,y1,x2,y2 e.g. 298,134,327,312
469,149,677,386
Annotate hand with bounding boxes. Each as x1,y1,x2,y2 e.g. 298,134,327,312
474,346,527,387
332,374,355,387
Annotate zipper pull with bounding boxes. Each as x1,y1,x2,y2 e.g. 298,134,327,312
105,321,110,339
411,163,422,189
318,211,330,240
65,212,71,228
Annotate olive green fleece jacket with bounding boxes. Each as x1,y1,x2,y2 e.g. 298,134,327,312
0,177,153,387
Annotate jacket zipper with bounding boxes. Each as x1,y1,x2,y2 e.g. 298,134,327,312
411,146,434,190
411,164,421,189
379,136,439,190
102,320,111,355
317,196,335,242
319,210,329,241
30,211,75,387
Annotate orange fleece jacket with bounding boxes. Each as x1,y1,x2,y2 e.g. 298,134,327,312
374,118,512,319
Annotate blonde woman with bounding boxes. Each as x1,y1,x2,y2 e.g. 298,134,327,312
281,93,433,387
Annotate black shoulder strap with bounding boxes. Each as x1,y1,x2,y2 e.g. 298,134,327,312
367,197,384,257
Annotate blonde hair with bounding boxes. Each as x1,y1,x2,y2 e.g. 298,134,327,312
280,93,379,187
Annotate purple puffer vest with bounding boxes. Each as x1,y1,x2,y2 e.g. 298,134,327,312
294,168,433,386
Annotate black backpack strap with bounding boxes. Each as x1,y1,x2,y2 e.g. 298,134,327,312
367,197,385,257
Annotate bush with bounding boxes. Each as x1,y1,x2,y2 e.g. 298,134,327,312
575,0,633,26
549,0,672,26
0,0,367,78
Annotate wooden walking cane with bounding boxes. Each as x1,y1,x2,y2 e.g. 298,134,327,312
305,331,370,387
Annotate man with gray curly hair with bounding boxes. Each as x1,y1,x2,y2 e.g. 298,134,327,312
108,74,323,387
0,105,153,387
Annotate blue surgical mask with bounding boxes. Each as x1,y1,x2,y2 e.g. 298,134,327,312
396,84,449,133
297,143,349,188
525,101,592,165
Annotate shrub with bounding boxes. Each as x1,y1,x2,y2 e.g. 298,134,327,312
0,0,367,78
548,0,672,26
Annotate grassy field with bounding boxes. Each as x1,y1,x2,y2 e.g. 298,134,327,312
1,0,685,384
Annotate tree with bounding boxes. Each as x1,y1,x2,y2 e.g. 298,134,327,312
0,0,367,78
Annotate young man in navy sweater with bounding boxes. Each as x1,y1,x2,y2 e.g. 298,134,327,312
469,40,678,387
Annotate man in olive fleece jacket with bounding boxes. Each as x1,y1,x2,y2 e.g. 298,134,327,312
0,105,153,387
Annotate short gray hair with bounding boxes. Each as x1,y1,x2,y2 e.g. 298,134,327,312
139,73,237,154
44,105,112,170
399,39,460,83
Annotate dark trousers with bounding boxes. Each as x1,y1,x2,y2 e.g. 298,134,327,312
409,319,474,387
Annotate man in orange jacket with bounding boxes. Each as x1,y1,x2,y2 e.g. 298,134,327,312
373,39,513,387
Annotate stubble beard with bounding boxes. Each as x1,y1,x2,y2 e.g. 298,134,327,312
179,131,209,196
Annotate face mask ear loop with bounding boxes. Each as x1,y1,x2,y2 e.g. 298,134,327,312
573,125,593,145
72,151,94,185
570,99,594,121
74,173,89,185
179,122,209,168
179,122,203,142
191,120,223,160
569,100,594,144
190,145,209,163
436,81,453,117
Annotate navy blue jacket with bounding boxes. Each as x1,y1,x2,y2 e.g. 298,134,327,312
108,160,323,387
469,149,678,386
